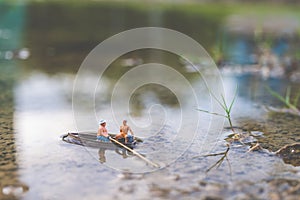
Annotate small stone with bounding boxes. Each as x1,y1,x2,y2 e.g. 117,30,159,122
250,131,264,137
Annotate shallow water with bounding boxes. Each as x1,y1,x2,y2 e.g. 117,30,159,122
1,1,300,200
0,65,298,200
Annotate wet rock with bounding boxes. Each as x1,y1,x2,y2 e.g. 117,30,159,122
224,131,257,145
238,114,300,153
267,178,300,200
250,131,264,137
199,183,225,200
276,143,300,166
149,183,171,198
118,185,135,194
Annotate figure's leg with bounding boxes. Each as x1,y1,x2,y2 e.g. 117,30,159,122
115,133,122,140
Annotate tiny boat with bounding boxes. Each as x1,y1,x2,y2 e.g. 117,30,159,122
62,131,142,150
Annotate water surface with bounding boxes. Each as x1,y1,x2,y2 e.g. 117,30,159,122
1,1,300,199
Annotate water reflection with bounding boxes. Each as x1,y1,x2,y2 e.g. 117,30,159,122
98,148,133,164
98,148,107,163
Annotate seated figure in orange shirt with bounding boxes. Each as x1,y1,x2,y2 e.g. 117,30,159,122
115,128,128,143
115,120,134,143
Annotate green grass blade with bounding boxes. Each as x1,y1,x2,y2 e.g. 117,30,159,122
228,85,238,113
266,85,298,110
196,108,228,118
285,86,291,104
221,94,229,111
265,86,288,105
207,88,227,111
292,89,300,107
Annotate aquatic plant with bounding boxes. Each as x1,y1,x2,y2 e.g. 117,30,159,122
266,86,300,113
196,87,239,173
197,86,238,133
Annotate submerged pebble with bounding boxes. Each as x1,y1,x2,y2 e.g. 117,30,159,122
2,185,28,196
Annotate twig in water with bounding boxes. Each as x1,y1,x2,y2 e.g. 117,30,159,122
247,143,261,153
204,144,231,173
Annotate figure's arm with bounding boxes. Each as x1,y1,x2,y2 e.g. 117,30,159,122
129,126,134,135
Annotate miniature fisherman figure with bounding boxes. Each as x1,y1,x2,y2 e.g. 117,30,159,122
115,120,134,143
97,119,110,142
